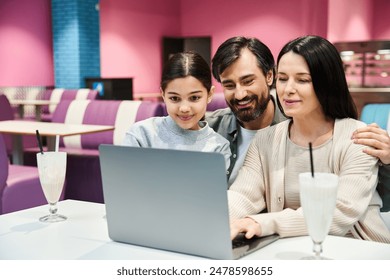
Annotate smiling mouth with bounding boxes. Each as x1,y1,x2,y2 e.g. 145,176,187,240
178,115,193,121
284,100,300,105
234,98,253,109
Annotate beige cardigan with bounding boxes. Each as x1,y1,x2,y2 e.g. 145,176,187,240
228,118,390,243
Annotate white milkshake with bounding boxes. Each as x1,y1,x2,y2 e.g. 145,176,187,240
299,172,338,259
36,151,67,222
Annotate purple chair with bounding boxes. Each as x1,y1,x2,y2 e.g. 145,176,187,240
0,94,37,162
0,94,14,153
0,134,49,214
25,99,165,203
40,88,99,122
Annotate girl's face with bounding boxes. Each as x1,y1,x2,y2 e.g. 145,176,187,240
162,76,213,130
276,51,323,120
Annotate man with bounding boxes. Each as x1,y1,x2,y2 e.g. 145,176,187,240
206,36,286,186
206,36,389,211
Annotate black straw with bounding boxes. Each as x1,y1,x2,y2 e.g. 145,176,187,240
36,130,44,154
309,142,314,177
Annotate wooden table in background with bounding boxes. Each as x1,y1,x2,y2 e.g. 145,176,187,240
9,100,58,121
0,120,115,165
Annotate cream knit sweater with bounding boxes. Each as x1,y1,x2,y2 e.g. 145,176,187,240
228,118,390,243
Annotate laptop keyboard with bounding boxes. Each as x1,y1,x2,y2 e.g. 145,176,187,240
232,233,255,248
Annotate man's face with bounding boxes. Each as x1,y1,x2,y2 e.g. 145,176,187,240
219,48,273,123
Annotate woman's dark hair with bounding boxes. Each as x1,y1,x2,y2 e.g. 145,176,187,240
211,36,275,84
161,51,212,91
276,35,357,119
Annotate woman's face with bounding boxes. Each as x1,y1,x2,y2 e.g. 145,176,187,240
162,76,213,130
276,51,323,120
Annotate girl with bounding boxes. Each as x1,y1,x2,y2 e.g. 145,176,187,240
122,51,231,170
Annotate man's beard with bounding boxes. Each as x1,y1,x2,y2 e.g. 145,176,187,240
228,93,271,123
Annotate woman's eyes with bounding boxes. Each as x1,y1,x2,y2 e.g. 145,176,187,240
297,78,311,83
277,77,288,82
277,77,311,83
169,96,180,102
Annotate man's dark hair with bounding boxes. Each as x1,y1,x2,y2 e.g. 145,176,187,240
212,36,275,83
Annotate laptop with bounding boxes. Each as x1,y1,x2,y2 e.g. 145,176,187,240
99,145,279,259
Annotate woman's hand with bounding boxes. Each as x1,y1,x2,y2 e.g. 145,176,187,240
352,123,390,165
230,217,262,240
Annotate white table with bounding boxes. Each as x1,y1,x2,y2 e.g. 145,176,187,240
0,200,389,260
0,120,115,165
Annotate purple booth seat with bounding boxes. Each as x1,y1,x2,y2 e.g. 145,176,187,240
14,88,45,120
25,99,165,203
0,134,62,214
0,94,38,162
40,88,98,122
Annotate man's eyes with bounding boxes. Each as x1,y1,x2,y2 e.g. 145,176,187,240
223,84,235,90
242,79,254,85
223,80,253,89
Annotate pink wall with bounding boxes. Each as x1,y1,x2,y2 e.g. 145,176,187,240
99,0,181,93
180,0,328,59
372,0,390,39
180,0,328,92
100,0,329,93
327,0,373,42
0,0,53,87
2,0,389,92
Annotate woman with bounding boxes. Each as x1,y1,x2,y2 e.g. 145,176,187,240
122,51,231,169
229,35,390,243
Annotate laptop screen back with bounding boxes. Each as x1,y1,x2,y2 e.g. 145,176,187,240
99,145,234,259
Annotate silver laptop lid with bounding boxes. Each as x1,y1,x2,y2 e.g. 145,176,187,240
99,145,234,259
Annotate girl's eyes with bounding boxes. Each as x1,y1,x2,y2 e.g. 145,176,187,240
189,95,201,101
168,96,202,102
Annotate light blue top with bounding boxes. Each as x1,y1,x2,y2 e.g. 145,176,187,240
122,116,231,170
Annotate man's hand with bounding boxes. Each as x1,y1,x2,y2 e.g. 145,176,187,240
352,123,390,165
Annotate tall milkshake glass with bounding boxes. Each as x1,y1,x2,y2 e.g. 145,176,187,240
36,151,67,223
299,172,338,259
